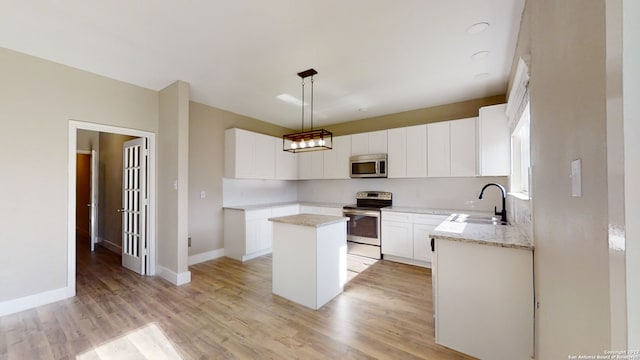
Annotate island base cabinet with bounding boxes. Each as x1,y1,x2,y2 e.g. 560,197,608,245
433,239,533,360
272,222,347,310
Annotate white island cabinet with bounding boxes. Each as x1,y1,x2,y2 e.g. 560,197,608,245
269,214,349,310
431,219,534,360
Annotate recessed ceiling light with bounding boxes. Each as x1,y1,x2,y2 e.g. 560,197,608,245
358,108,368,112
467,22,490,34
474,73,490,80
470,51,490,61
277,93,304,106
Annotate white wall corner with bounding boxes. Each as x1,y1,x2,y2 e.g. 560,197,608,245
0,286,74,317
188,248,225,266
157,265,191,286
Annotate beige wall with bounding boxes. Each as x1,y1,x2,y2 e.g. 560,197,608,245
528,1,610,358
188,101,292,256
605,0,628,350
77,129,99,152
97,132,136,252
0,47,158,303
325,95,505,136
622,0,640,348
158,81,190,277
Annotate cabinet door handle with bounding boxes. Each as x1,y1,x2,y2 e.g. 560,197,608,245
431,238,435,252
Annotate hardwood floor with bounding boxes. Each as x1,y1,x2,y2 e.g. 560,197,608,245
0,238,475,359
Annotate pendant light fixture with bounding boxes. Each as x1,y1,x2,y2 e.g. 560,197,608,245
283,68,333,153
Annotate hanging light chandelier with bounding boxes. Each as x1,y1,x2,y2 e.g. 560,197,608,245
283,68,333,153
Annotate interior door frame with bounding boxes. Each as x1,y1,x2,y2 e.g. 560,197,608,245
68,120,157,294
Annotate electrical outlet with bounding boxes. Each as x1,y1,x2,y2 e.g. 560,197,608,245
188,237,192,247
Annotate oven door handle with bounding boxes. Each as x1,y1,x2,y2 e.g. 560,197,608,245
343,209,380,217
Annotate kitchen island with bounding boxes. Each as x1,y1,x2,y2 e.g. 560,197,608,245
430,214,533,360
268,214,349,310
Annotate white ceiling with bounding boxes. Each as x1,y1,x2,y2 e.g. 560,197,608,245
0,0,525,129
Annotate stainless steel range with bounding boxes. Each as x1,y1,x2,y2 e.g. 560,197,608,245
343,191,392,259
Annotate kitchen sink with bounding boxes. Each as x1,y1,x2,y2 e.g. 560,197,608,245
450,214,508,225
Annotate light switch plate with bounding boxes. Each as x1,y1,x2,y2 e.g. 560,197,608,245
571,159,582,197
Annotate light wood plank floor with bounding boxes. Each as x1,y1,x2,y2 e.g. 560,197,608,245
0,238,475,359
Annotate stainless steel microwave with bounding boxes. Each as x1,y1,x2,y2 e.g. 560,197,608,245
349,154,388,178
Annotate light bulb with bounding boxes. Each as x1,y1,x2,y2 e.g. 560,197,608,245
318,139,325,146
299,141,306,148
309,140,315,147
290,142,297,149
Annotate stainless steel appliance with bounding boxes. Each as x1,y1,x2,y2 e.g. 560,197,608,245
343,191,392,259
349,154,388,178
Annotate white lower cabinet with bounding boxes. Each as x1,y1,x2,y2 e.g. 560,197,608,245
413,224,433,262
381,221,413,258
381,211,448,267
225,203,344,262
433,238,533,360
224,208,274,262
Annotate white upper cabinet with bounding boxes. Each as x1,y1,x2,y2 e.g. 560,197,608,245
350,133,369,156
427,122,451,177
368,130,388,154
387,128,406,178
225,128,251,178
254,133,276,179
351,130,388,156
478,104,510,176
226,113,506,181
387,125,427,178
427,118,477,177
226,128,294,180
298,151,324,180
450,117,477,177
275,138,299,180
323,135,351,179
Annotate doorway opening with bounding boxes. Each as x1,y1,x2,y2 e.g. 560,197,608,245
68,120,157,296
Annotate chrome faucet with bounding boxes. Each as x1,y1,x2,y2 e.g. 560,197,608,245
478,183,507,224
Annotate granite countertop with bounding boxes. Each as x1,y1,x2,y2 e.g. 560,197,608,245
381,206,457,215
382,206,499,217
298,201,349,208
224,201,347,211
430,214,533,250
268,214,349,228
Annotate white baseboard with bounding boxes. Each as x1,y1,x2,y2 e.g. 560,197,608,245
98,237,122,254
383,255,431,269
188,248,225,266
242,248,272,262
157,265,191,286
0,286,75,317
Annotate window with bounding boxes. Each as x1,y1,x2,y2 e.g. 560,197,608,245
510,103,531,196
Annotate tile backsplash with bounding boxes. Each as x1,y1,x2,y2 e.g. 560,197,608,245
507,194,533,242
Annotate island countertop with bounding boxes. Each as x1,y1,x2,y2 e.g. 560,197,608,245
268,214,349,228
430,214,533,250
